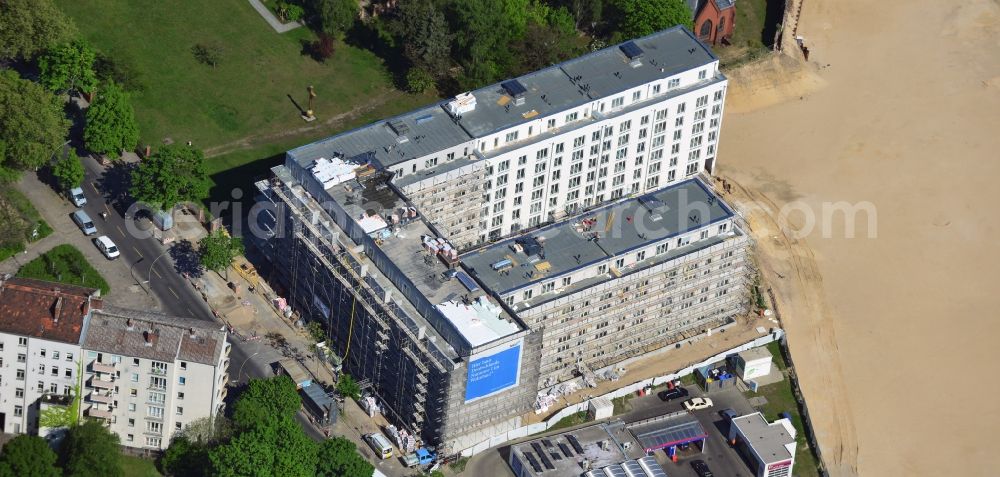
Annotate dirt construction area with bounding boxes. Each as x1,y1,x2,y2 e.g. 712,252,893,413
716,0,1000,475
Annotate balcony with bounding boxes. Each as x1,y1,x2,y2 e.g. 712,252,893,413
89,376,115,390
90,360,116,374
88,391,114,404
149,367,167,376
86,406,113,421
40,393,73,407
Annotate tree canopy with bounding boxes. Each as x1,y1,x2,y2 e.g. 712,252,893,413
335,373,361,401
311,0,358,37
59,420,123,477
129,145,209,211
0,435,60,477
39,40,98,93
614,0,693,39
198,230,245,279
0,70,70,181
84,81,139,156
315,437,373,477
51,152,84,191
0,0,77,60
232,375,301,428
397,0,452,79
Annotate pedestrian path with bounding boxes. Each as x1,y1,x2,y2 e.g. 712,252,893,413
247,0,303,33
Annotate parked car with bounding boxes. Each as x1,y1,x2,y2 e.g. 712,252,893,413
72,210,97,235
720,408,738,420
69,187,87,207
691,459,714,477
683,397,714,411
93,235,119,260
658,387,689,402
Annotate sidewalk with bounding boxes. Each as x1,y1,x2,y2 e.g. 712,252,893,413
0,173,159,311
247,0,303,33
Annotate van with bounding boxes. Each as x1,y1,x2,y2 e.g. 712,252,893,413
69,187,87,207
72,210,97,235
366,432,393,460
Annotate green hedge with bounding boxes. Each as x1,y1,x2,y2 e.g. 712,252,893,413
16,244,110,295
0,188,53,261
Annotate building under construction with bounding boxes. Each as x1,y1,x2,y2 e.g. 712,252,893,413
251,27,753,452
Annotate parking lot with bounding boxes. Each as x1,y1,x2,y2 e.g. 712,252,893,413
463,384,763,477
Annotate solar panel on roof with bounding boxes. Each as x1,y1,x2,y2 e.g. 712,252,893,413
542,439,554,448
550,452,561,461
567,434,585,454
558,442,573,457
619,41,645,60
537,449,554,470
523,451,542,473
501,80,528,98
455,271,479,292
531,442,545,456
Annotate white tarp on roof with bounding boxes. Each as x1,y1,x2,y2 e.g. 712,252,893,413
311,156,357,189
436,296,519,347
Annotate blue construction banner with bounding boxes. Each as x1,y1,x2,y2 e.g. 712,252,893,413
465,339,523,402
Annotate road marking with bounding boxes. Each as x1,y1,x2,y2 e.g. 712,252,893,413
152,267,162,279
168,287,180,299
89,182,99,195
104,203,111,214
187,307,195,316
133,246,143,258
116,225,125,237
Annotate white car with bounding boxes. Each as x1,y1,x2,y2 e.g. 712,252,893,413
69,187,87,207
94,235,120,260
683,397,714,411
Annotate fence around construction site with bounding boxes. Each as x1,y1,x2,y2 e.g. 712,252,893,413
459,328,785,457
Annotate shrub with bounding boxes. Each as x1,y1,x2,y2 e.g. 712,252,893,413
405,67,434,94
311,33,335,62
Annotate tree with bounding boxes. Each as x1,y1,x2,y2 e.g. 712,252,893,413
129,145,209,211
335,373,361,400
0,0,76,60
310,33,336,62
51,153,84,191
84,81,139,157
232,375,301,428
276,2,305,22
306,321,326,342
405,67,434,94
197,230,245,279
614,0,692,39
38,40,98,93
451,0,530,87
516,5,583,73
0,70,71,181
311,0,358,37
60,420,123,477
0,435,60,477
160,436,210,477
315,437,373,477
192,43,223,67
397,0,452,78
209,416,317,477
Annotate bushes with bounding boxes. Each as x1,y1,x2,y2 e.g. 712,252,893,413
0,188,52,261
16,244,110,295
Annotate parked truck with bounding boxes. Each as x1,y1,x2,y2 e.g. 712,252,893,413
402,448,435,468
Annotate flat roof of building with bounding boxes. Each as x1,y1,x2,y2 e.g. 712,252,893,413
0,277,99,344
510,420,646,477
287,103,471,170
285,26,717,169
732,412,796,463
460,178,734,296
456,26,717,138
738,346,773,362
627,411,708,452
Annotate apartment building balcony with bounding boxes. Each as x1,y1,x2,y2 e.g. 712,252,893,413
149,367,167,376
90,360,116,374
40,393,73,407
86,406,113,421
88,376,115,390
88,391,114,405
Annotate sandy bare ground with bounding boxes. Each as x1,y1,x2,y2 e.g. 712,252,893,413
719,0,1000,475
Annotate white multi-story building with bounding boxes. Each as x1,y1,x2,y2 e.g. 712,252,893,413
80,307,230,449
253,26,750,452
0,277,230,450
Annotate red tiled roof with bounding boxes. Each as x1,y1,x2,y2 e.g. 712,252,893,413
0,277,99,344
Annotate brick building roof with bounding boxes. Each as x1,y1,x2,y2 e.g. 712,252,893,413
0,277,99,344
84,306,227,366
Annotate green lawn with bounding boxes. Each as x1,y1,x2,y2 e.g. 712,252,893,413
0,188,53,261
55,0,432,158
715,0,776,67
16,244,110,295
120,455,162,476
546,411,591,432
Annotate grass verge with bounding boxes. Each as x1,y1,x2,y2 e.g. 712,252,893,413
547,411,591,432
0,188,53,261
745,359,820,476
16,244,110,295
121,455,162,476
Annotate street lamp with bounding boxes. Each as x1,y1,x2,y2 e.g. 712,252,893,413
146,249,171,288
40,140,72,170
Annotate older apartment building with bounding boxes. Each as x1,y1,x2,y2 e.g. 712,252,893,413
253,26,751,453
0,277,230,450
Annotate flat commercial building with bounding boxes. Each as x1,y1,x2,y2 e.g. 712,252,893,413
508,420,665,477
728,412,797,477
253,26,752,453
0,277,230,450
